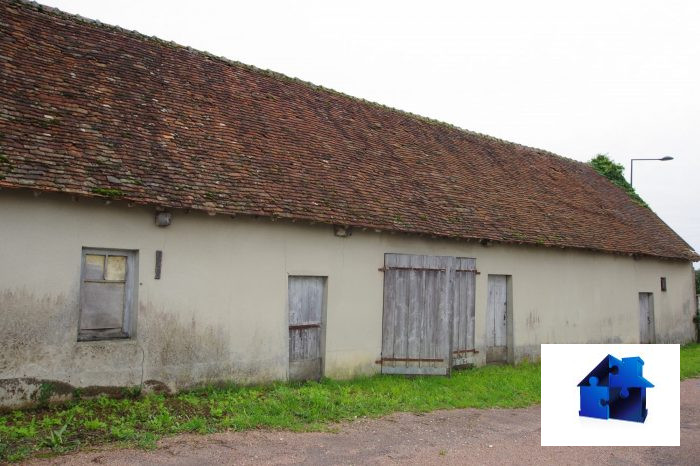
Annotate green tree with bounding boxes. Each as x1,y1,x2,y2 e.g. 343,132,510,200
588,154,648,208
695,269,699,295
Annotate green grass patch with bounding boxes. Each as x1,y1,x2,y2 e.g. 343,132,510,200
0,363,539,462
3,345,696,463
91,187,123,197
681,343,700,380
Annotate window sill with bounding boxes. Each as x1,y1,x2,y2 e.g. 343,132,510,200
77,333,132,343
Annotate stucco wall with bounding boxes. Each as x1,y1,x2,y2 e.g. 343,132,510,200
0,190,695,407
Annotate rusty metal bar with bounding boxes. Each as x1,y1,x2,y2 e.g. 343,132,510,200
288,323,321,330
453,269,480,274
452,349,479,355
381,357,444,362
378,266,446,272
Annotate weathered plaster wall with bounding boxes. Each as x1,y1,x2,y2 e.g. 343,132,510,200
0,190,695,407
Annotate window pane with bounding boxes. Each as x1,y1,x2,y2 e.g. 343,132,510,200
81,282,125,330
105,256,127,281
84,254,105,280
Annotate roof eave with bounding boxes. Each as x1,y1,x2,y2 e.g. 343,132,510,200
3,184,697,262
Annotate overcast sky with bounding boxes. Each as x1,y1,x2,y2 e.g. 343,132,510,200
42,0,700,258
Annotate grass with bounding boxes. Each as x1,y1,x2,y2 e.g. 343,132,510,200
1,343,698,463
0,363,539,462
681,343,700,380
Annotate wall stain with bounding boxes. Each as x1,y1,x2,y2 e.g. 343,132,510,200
0,289,282,408
139,301,234,388
526,311,540,329
0,288,76,373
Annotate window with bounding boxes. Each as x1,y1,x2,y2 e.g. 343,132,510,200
79,248,138,341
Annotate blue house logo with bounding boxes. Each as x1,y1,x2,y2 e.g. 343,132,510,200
578,354,653,423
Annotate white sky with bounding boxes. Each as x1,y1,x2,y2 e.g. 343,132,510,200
41,0,700,258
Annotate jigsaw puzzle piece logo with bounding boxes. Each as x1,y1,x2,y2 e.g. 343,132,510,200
609,356,653,389
579,376,609,420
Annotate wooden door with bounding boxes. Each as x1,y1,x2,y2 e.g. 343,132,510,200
381,254,450,375
486,275,508,363
288,276,325,381
639,292,655,344
381,254,477,375
451,258,477,367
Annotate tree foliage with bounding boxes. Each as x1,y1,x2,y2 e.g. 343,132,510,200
588,154,648,208
695,269,700,295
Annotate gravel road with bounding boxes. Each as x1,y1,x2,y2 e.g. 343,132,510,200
28,378,699,465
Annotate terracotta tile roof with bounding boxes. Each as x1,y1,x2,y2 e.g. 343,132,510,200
0,0,696,261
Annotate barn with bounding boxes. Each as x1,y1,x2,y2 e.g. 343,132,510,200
0,1,697,407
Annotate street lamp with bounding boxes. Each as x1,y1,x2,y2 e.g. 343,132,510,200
630,156,674,186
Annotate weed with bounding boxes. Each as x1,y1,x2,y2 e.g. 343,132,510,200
96,394,119,409
42,424,67,451
12,418,37,439
177,392,202,406
121,386,142,400
36,382,54,408
110,424,136,441
39,417,62,429
180,416,208,434
136,432,158,449
82,419,107,431
145,410,175,432
91,187,123,197
6,447,32,462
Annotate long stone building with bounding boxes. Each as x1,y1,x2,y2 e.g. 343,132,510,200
0,0,697,407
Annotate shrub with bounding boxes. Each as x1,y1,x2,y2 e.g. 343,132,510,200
589,154,648,207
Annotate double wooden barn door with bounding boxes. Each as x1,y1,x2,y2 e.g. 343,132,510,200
380,253,476,375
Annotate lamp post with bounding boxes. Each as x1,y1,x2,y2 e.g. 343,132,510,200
630,156,674,186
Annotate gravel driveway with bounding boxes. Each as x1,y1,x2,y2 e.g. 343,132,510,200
29,378,699,465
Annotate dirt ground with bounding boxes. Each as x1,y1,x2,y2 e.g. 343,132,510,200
28,378,699,465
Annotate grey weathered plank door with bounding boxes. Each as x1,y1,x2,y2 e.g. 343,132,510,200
486,275,508,363
381,254,476,375
288,276,325,381
451,258,477,367
639,292,655,344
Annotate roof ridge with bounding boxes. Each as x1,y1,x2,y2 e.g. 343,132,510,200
15,0,586,168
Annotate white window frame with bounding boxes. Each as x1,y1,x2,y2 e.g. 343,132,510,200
78,247,138,341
